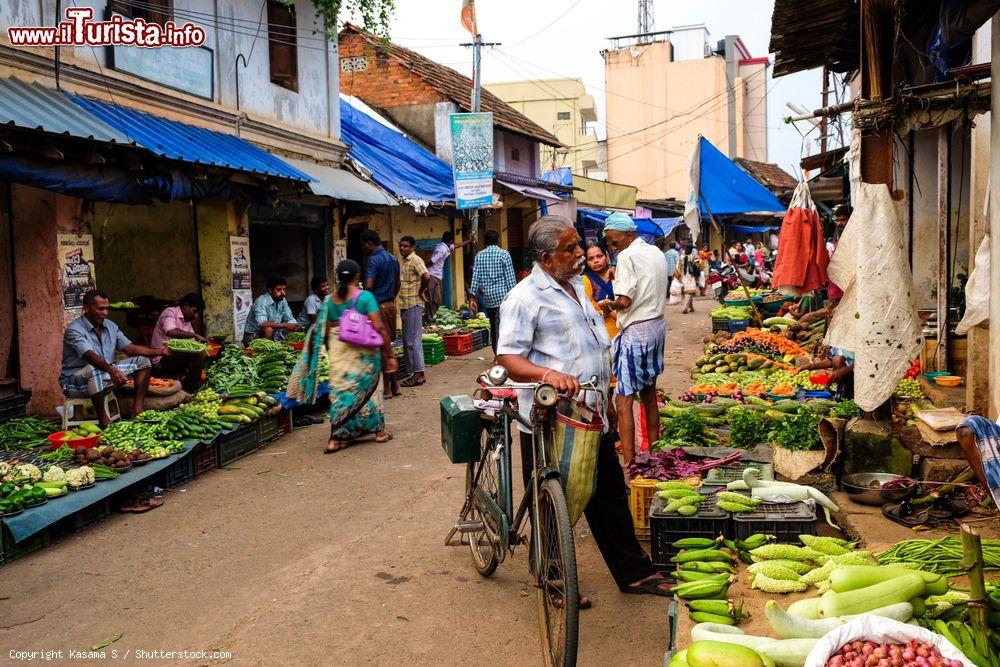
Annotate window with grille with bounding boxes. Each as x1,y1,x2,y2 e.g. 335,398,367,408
556,111,571,120
268,0,298,92
110,0,172,25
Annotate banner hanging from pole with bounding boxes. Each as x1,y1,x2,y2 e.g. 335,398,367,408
449,112,494,210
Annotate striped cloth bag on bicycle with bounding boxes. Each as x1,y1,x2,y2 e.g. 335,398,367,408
550,396,603,526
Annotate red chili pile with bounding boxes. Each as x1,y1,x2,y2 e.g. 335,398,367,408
824,638,962,666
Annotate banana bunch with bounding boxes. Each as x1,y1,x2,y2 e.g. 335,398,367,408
685,598,748,626
670,576,734,601
935,619,1000,667
666,535,775,602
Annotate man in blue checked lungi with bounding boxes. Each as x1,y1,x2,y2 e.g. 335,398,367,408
601,213,669,462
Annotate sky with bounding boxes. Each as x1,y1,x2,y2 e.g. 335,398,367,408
370,0,827,179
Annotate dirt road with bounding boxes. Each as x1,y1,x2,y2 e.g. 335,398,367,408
0,301,710,666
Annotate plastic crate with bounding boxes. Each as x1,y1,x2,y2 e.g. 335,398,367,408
51,498,112,537
424,340,445,365
728,319,750,333
217,425,259,466
155,453,195,488
732,501,817,543
470,328,490,351
629,477,660,540
711,317,730,334
443,333,473,356
649,493,730,566
257,410,292,445
1,525,49,565
702,461,775,486
192,441,219,476
0,393,30,423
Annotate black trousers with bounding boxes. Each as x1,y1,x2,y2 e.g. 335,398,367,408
519,431,656,590
154,353,205,393
485,306,500,354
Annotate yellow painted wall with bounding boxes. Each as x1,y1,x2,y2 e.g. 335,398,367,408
195,201,244,338
604,42,768,200
488,78,599,174
573,175,637,210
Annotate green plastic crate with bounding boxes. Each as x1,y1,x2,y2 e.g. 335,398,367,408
423,339,445,365
440,395,482,464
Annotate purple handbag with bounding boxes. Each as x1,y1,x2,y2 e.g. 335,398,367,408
338,293,384,348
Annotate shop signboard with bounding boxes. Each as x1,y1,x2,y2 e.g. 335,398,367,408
230,236,252,340
449,113,494,210
57,233,96,310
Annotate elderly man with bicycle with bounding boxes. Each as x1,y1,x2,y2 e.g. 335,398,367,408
496,215,670,598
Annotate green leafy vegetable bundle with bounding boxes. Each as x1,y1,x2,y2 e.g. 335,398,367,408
769,412,823,452
727,408,773,449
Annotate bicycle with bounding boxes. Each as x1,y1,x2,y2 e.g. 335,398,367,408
445,366,599,667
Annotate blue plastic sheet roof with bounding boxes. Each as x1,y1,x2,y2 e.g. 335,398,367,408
69,95,313,181
697,137,785,215
340,99,455,203
577,209,680,241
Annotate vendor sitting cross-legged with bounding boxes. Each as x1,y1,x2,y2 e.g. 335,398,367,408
59,290,168,425
150,292,209,393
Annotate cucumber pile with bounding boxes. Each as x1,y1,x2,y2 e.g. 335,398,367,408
253,347,297,394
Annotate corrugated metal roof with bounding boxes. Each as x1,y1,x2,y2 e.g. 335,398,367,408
282,157,397,206
0,77,132,144
69,94,313,181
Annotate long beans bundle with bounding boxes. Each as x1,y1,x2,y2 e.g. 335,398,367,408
207,344,258,391
0,417,58,450
877,537,1000,574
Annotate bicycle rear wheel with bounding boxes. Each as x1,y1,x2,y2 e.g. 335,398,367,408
534,477,579,667
465,430,501,577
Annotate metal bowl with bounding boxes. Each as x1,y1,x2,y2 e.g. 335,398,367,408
841,472,917,506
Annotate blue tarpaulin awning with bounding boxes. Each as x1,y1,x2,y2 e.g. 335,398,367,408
695,137,785,215
340,99,455,203
726,224,781,234
578,209,680,242
69,95,313,181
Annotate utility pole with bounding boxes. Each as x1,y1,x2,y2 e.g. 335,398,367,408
461,35,501,112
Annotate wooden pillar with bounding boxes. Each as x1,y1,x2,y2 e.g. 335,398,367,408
968,102,990,412
936,126,951,371
859,0,895,186
990,14,1000,418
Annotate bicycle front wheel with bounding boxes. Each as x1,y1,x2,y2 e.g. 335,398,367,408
534,477,579,667
465,430,501,577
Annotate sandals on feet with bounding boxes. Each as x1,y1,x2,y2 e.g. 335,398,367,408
623,573,672,597
324,440,351,454
400,376,425,387
118,495,164,513
374,431,393,443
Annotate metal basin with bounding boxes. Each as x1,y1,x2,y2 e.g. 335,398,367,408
841,472,916,506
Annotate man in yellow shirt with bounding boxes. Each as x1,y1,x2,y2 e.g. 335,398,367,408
398,236,430,387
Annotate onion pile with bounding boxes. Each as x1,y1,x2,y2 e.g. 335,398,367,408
824,639,962,667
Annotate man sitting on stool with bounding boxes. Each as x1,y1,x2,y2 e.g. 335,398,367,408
60,290,167,425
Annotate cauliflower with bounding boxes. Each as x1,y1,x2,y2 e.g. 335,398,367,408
65,467,90,489
43,466,66,482
0,462,12,483
15,464,41,483
80,466,95,485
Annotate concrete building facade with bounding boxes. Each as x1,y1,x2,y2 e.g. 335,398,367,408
487,78,600,177
603,26,768,200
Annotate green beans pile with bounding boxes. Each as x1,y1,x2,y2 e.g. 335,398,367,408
877,537,1000,574
166,339,209,352
0,417,58,450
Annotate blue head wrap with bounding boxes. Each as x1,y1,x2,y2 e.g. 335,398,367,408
603,212,637,235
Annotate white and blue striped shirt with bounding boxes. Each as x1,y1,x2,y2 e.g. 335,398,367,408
497,264,612,432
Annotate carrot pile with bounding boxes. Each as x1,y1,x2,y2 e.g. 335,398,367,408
730,329,806,357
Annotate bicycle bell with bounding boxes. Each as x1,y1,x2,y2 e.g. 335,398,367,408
486,365,509,386
534,383,558,407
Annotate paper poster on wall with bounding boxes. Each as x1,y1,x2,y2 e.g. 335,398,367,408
57,233,96,310
233,289,252,341
230,236,251,290
449,112,494,210
230,236,252,339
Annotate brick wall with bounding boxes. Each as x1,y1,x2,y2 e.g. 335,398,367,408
339,31,446,108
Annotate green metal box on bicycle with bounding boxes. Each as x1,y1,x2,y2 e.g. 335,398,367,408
441,365,601,667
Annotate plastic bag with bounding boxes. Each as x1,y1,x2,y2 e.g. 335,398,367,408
669,276,682,305
956,233,990,334
804,617,971,667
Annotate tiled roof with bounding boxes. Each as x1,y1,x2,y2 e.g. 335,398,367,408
734,158,799,194
340,24,563,148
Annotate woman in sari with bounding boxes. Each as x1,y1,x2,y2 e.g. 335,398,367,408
582,242,619,342
286,260,397,453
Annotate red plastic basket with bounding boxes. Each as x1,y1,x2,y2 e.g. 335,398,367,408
443,332,473,356
49,431,101,450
